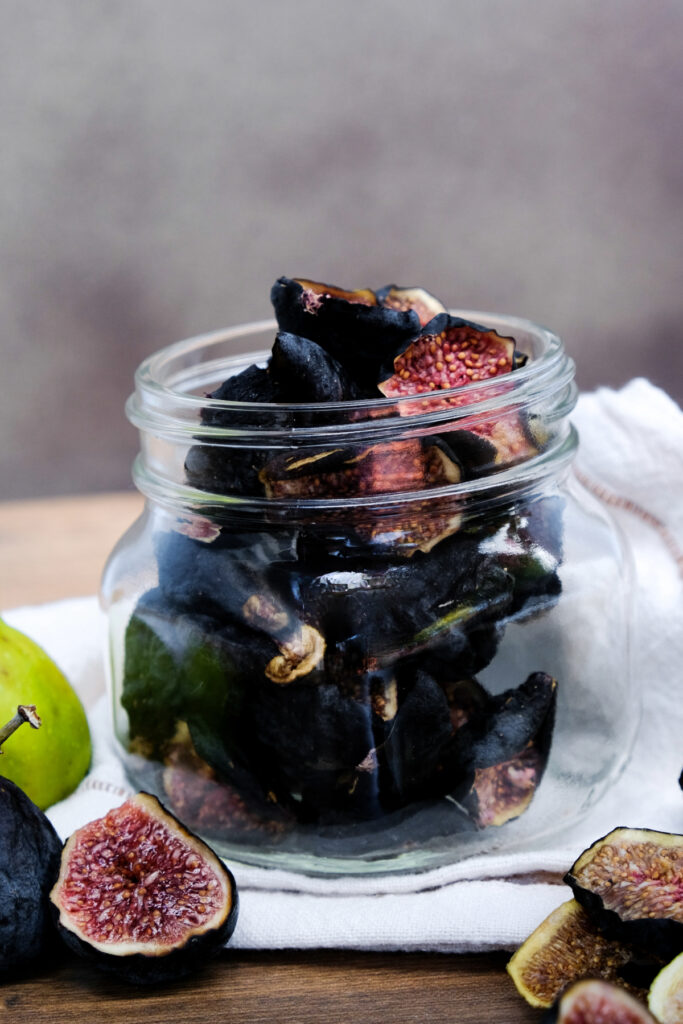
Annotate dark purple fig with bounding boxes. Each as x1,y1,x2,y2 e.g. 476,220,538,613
0,774,62,974
428,429,498,480
269,331,361,402
440,677,490,733
377,313,516,398
50,792,239,984
648,951,683,1024
375,284,447,326
446,672,557,826
565,827,683,962
542,979,659,1023
203,362,282,414
184,363,283,497
382,670,453,804
270,276,421,391
507,899,659,1009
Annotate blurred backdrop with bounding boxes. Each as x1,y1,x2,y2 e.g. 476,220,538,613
1,0,681,499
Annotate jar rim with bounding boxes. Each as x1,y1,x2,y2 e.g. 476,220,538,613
127,312,575,441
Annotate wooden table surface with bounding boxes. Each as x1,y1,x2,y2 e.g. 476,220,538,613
0,492,540,1023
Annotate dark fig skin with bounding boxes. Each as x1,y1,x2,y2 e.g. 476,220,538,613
269,331,361,403
50,793,239,985
270,276,421,392
0,775,63,975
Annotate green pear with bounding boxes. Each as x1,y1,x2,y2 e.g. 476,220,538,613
0,618,91,808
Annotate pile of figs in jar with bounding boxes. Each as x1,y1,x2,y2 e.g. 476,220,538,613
121,279,564,853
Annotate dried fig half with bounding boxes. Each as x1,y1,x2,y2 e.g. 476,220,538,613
270,276,421,391
565,827,683,961
375,284,447,325
507,898,656,1009
269,331,361,403
377,313,516,399
448,671,557,826
50,793,239,984
648,951,683,1024
543,978,659,1023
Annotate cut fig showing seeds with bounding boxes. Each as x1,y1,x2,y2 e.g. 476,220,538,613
50,792,239,984
378,313,516,399
507,898,656,1009
564,827,683,961
543,978,659,1023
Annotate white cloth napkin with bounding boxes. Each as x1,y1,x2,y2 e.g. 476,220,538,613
3,379,682,952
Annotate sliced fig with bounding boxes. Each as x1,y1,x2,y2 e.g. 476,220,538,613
162,726,292,839
543,979,659,1023
270,276,421,391
648,951,683,1024
375,284,447,326
446,672,557,826
378,313,516,399
507,898,656,1009
565,823,683,958
0,774,63,973
429,429,498,479
50,792,239,984
268,331,361,403
259,438,457,500
470,408,540,468
565,827,683,961
352,501,463,556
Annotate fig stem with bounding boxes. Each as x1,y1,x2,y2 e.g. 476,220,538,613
0,705,41,752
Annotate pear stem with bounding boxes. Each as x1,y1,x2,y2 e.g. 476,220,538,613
0,705,41,752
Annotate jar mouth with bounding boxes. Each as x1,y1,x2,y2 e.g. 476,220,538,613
127,312,576,442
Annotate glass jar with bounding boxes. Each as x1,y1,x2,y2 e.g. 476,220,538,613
101,312,637,876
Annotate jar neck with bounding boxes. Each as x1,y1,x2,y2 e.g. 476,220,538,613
126,314,578,520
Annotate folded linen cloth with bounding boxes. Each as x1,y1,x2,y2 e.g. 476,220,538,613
3,379,682,953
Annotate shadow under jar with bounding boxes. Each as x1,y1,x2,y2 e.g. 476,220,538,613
101,313,636,876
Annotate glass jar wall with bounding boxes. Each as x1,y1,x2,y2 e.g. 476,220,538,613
101,314,636,876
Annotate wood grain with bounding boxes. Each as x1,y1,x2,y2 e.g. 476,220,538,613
0,492,143,609
0,492,540,1022
4,949,539,1024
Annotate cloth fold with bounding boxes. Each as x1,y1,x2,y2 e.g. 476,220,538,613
3,379,682,952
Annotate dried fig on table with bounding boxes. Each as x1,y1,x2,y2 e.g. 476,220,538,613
50,793,239,985
543,978,659,1023
507,899,661,1009
648,952,683,1024
565,827,683,961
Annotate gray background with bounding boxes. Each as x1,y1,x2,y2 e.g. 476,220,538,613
1,0,681,499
